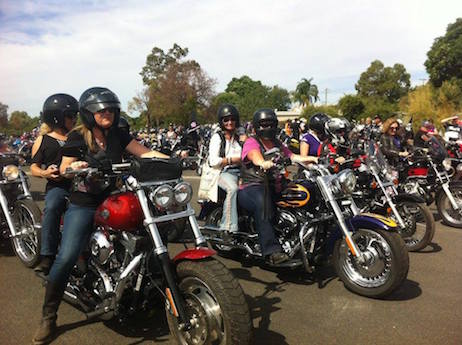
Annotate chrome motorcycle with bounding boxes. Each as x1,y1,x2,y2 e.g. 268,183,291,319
0,152,41,267
200,150,409,298
40,154,252,345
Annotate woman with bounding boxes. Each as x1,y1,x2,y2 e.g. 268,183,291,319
31,94,78,274
238,109,318,265
208,104,242,232
380,118,408,166
33,87,168,345
300,113,330,157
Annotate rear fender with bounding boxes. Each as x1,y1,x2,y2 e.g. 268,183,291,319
348,213,398,232
172,248,216,263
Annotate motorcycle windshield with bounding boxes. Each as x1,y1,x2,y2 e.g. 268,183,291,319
367,141,394,180
426,137,447,162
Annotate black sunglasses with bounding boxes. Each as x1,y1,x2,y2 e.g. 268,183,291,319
96,107,116,114
222,116,236,123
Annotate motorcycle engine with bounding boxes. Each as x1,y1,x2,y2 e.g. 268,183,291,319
275,210,298,235
89,229,114,266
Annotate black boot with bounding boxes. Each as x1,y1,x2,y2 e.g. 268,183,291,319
32,282,65,345
34,256,54,275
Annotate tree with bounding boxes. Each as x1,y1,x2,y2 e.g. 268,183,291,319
0,102,8,129
425,18,462,87
9,111,37,133
293,78,319,107
355,60,410,103
267,86,291,111
337,95,365,121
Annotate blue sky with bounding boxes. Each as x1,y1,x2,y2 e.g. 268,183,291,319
0,0,461,117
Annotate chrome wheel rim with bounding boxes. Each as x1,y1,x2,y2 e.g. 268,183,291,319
13,204,38,263
396,203,427,247
340,229,392,288
440,188,462,225
173,277,225,345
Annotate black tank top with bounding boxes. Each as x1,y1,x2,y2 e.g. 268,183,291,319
31,134,72,192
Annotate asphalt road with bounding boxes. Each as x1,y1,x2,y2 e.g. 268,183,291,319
0,170,461,345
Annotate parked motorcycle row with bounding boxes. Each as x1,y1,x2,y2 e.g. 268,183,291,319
1,115,461,345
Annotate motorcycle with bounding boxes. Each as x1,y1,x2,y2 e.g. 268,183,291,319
348,143,435,251
40,150,252,345
199,149,409,298
399,137,462,228
0,152,42,267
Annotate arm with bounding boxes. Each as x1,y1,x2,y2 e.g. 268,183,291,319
300,142,309,157
291,153,318,164
208,134,228,168
125,139,169,158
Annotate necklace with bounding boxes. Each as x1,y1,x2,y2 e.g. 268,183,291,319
95,137,106,150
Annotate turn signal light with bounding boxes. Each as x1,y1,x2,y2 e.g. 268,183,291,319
371,181,377,189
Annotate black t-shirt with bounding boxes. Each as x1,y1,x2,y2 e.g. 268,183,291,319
31,134,72,192
64,127,133,208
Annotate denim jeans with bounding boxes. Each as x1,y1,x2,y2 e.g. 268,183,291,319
218,170,239,232
238,184,281,256
47,203,96,285
40,186,69,256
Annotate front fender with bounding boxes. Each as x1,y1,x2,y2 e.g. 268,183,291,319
394,193,426,204
349,213,398,232
172,248,217,263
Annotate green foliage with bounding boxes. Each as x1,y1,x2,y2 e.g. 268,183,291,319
337,94,365,121
3,111,39,135
211,75,291,121
0,102,8,129
355,60,410,103
425,18,462,87
293,78,319,107
362,96,399,119
302,104,339,118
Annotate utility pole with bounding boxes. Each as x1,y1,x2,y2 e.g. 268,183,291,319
324,88,328,105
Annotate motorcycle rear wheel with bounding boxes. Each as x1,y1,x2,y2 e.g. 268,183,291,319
11,199,41,267
437,185,462,228
333,228,409,298
167,258,252,345
395,201,435,251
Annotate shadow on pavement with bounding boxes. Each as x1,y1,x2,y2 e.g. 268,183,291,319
412,242,442,253
382,279,422,301
0,239,15,257
231,267,289,345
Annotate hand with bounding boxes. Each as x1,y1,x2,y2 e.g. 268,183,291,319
399,151,409,157
44,164,60,179
260,160,274,171
180,150,189,159
335,156,346,164
70,161,88,170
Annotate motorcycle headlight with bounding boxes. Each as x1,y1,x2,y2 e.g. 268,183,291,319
150,185,174,209
336,169,357,195
2,165,19,181
173,182,193,206
442,158,452,171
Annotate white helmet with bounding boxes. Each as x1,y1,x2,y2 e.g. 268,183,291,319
325,117,351,145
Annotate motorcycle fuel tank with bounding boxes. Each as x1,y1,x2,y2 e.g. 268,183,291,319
276,182,316,209
95,192,143,232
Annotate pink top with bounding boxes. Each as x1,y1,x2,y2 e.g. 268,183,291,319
241,137,293,162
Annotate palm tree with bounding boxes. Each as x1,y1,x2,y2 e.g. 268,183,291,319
293,78,320,108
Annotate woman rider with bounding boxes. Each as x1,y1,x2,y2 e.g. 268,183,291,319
380,118,409,166
31,94,78,274
33,87,168,345
238,109,318,265
300,113,330,157
208,104,242,232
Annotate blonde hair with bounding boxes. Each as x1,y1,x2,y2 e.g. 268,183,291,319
72,124,98,152
382,118,399,134
39,123,53,136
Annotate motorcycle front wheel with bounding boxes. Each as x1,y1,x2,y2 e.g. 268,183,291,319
437,185,462,228
167,258,252,345
11,199,41,267
395,201,435,251
333,228,409,298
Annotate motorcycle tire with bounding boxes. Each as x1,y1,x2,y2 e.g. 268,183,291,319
167,258,252,345
437,185,462,228
333,228,409,298
11,199,41,268
395,201,435,251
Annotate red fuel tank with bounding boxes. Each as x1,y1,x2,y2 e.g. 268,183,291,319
94,192,143,232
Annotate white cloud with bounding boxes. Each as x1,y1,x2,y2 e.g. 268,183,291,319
0,0,461,116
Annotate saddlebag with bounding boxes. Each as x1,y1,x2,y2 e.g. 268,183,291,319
131,157,183,182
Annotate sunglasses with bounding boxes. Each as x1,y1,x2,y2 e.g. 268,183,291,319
222,117,236,123
96,107,116,115
389,126,398,131
63,111,78,119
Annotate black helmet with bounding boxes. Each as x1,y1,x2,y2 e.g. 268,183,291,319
309,113,330,137
79,87,120,129
41,93,78,128
118,116,130,135
217,104,240,128
253,108,278,140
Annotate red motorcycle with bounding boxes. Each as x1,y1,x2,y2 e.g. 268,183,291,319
44,154,252,345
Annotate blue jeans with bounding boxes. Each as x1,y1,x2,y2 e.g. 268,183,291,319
218,170,239,231
40,186,69,256
48,203,96,285
238,184,281,256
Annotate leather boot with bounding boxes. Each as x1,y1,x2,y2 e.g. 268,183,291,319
34,256,54,276
32,282,65,345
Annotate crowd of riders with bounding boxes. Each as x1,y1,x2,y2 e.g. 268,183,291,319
0,89,461,344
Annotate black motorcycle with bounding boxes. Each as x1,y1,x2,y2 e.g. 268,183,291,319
0,152,42,267
199,149,409,298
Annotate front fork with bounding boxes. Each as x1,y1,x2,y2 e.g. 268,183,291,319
0,188,17,237
431,161,460,210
